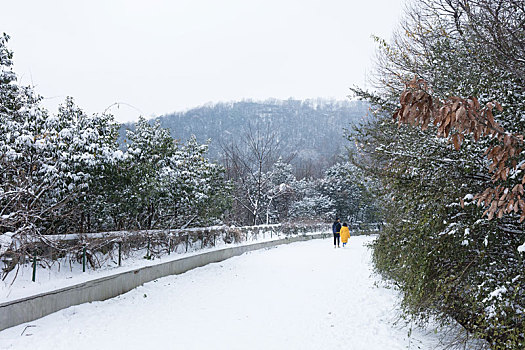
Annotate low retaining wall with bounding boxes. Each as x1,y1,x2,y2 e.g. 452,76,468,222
0,233,326,332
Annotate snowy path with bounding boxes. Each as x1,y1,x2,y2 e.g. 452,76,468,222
0,236,448,350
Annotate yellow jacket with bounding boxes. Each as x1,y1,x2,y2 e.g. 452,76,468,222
340,226,350,243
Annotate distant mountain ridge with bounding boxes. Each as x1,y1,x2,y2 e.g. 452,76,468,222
119,98,368,172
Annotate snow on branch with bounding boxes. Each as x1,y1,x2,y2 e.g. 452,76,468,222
394,77,525,221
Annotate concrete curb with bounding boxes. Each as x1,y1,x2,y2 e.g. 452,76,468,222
0,233,327,332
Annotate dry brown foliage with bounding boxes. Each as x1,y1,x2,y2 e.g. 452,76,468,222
394,77,525,221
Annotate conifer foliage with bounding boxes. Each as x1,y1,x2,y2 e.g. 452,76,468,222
350,1,525,348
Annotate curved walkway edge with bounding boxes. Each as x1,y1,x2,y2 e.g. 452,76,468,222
0,233,325,331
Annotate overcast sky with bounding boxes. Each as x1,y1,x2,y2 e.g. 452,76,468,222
1,0,404,123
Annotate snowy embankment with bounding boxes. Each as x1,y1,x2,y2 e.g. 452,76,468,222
0,224,315,303
0,236,474,350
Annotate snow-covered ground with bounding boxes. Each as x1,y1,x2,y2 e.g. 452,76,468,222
0,236,473,349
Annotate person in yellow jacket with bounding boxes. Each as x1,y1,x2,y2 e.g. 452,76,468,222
340,223,350,247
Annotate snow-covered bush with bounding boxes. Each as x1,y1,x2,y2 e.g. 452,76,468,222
350,1,525,348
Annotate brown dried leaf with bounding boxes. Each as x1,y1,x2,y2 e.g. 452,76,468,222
507,199,515,212
487,109,495,126
503,134,511,147
452,134,460,150
472,96,480,109
501,168,508,181
400,91,408,104
402,106,410,119
456,105,466,122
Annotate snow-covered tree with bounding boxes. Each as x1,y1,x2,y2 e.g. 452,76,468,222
289,179,335,221
350,1,525,347
121,117,176,229
158,135,230,228
114,117,230,230
0,34,122,273
221,125,283,225
58,99,123,233
263,158,295,223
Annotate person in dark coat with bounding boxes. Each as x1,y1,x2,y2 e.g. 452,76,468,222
332,218,341,248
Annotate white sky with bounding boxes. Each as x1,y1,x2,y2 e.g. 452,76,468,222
1,0,404,123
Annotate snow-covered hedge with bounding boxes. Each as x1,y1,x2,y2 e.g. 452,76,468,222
1,222,329,279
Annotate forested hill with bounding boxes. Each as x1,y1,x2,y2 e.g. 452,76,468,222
119,99,369,168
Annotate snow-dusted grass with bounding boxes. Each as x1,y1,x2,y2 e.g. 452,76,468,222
0,235,478,349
